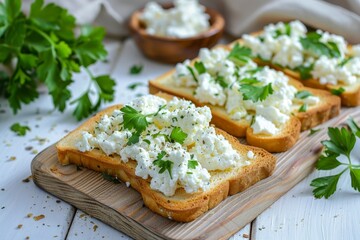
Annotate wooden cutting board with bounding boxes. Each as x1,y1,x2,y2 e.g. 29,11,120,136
31,108,359,240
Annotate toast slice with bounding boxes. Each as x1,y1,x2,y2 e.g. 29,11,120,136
56,93,276,222
235,20,360,106
149,47,340,152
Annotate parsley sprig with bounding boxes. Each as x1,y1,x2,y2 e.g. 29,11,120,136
310,118,360,199
153,151,174,179
0,0,115,120
120,104,167,145
237,78,274,102
300,32,341,58
227,43,252,65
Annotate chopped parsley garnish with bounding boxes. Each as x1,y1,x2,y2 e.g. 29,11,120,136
239,82,274,102
215,76,228,88
227,43,252,65
299,104,308,112
273,23,291,38
127,82,145,90
102,173,121,184
300,32,340,58
245,67,264,74
295,90,312,99
308,128,322,137
170,127,188,144
186,66,198,83
338,57,353,67
153,151,173,179
330,87,345,96
188,159,199,169
120,105,149,144
294,64,314,80
194,61,206,75
129,64,143,75
10,123,31,136
310,120,360,199
121,106,149,133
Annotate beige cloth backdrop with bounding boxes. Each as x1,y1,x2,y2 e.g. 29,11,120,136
21,0,360,43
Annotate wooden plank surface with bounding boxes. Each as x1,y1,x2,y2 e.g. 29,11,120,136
31,105,359,240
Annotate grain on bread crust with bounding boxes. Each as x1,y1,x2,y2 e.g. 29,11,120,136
149,66,340,152
56,95,276,222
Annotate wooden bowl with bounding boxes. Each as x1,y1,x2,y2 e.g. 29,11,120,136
129,5,225,64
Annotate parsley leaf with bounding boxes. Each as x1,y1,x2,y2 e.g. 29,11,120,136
228,43,252,65
310,174,342,199
127,82,145,90
308,128,322,137
10,123,31,136
186,66,198,83
129,64,143,75
347,117,360,137
299,104,308,112
273,23,291,38
240,83,273,102
215,76,228,88
350,168,360,192
330,87,345,96
194,61,206,75
0,0,115,120
300,32,341,58
153,151,173,179
170,127,188,144
338,57,353,67
121,106,149,134
188,158,199,170
310,121,360,199
294,64,314,80
295,90,312,99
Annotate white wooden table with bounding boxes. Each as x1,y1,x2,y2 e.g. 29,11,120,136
1,39,359,240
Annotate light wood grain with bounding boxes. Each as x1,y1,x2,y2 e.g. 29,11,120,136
31,107,359,240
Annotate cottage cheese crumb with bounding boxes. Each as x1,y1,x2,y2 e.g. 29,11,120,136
247,151,255,159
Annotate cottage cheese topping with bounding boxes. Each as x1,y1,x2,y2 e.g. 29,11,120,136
242,20,359,87
76,95,246,196
140,0,210,38
352,45,360,57
173,45,318,136
312,56,360,85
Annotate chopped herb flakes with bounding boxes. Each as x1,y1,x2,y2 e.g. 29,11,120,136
129,64,143,74
10,123,31,136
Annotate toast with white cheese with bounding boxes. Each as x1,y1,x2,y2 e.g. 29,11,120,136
237,20,360,106
56,93,276,222
149,46,340,152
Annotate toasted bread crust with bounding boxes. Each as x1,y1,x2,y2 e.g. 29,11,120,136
149,60,340,152
56,97,276,222
246,117,301,153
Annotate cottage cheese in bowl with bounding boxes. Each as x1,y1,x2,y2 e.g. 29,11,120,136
140,0,210,38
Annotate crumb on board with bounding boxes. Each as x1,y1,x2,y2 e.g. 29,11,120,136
27,213,33,218
9,156,16,161
17,224,23,229
242,233,249,238
33,214,45,221
93,224,98,232
22,176,33,183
